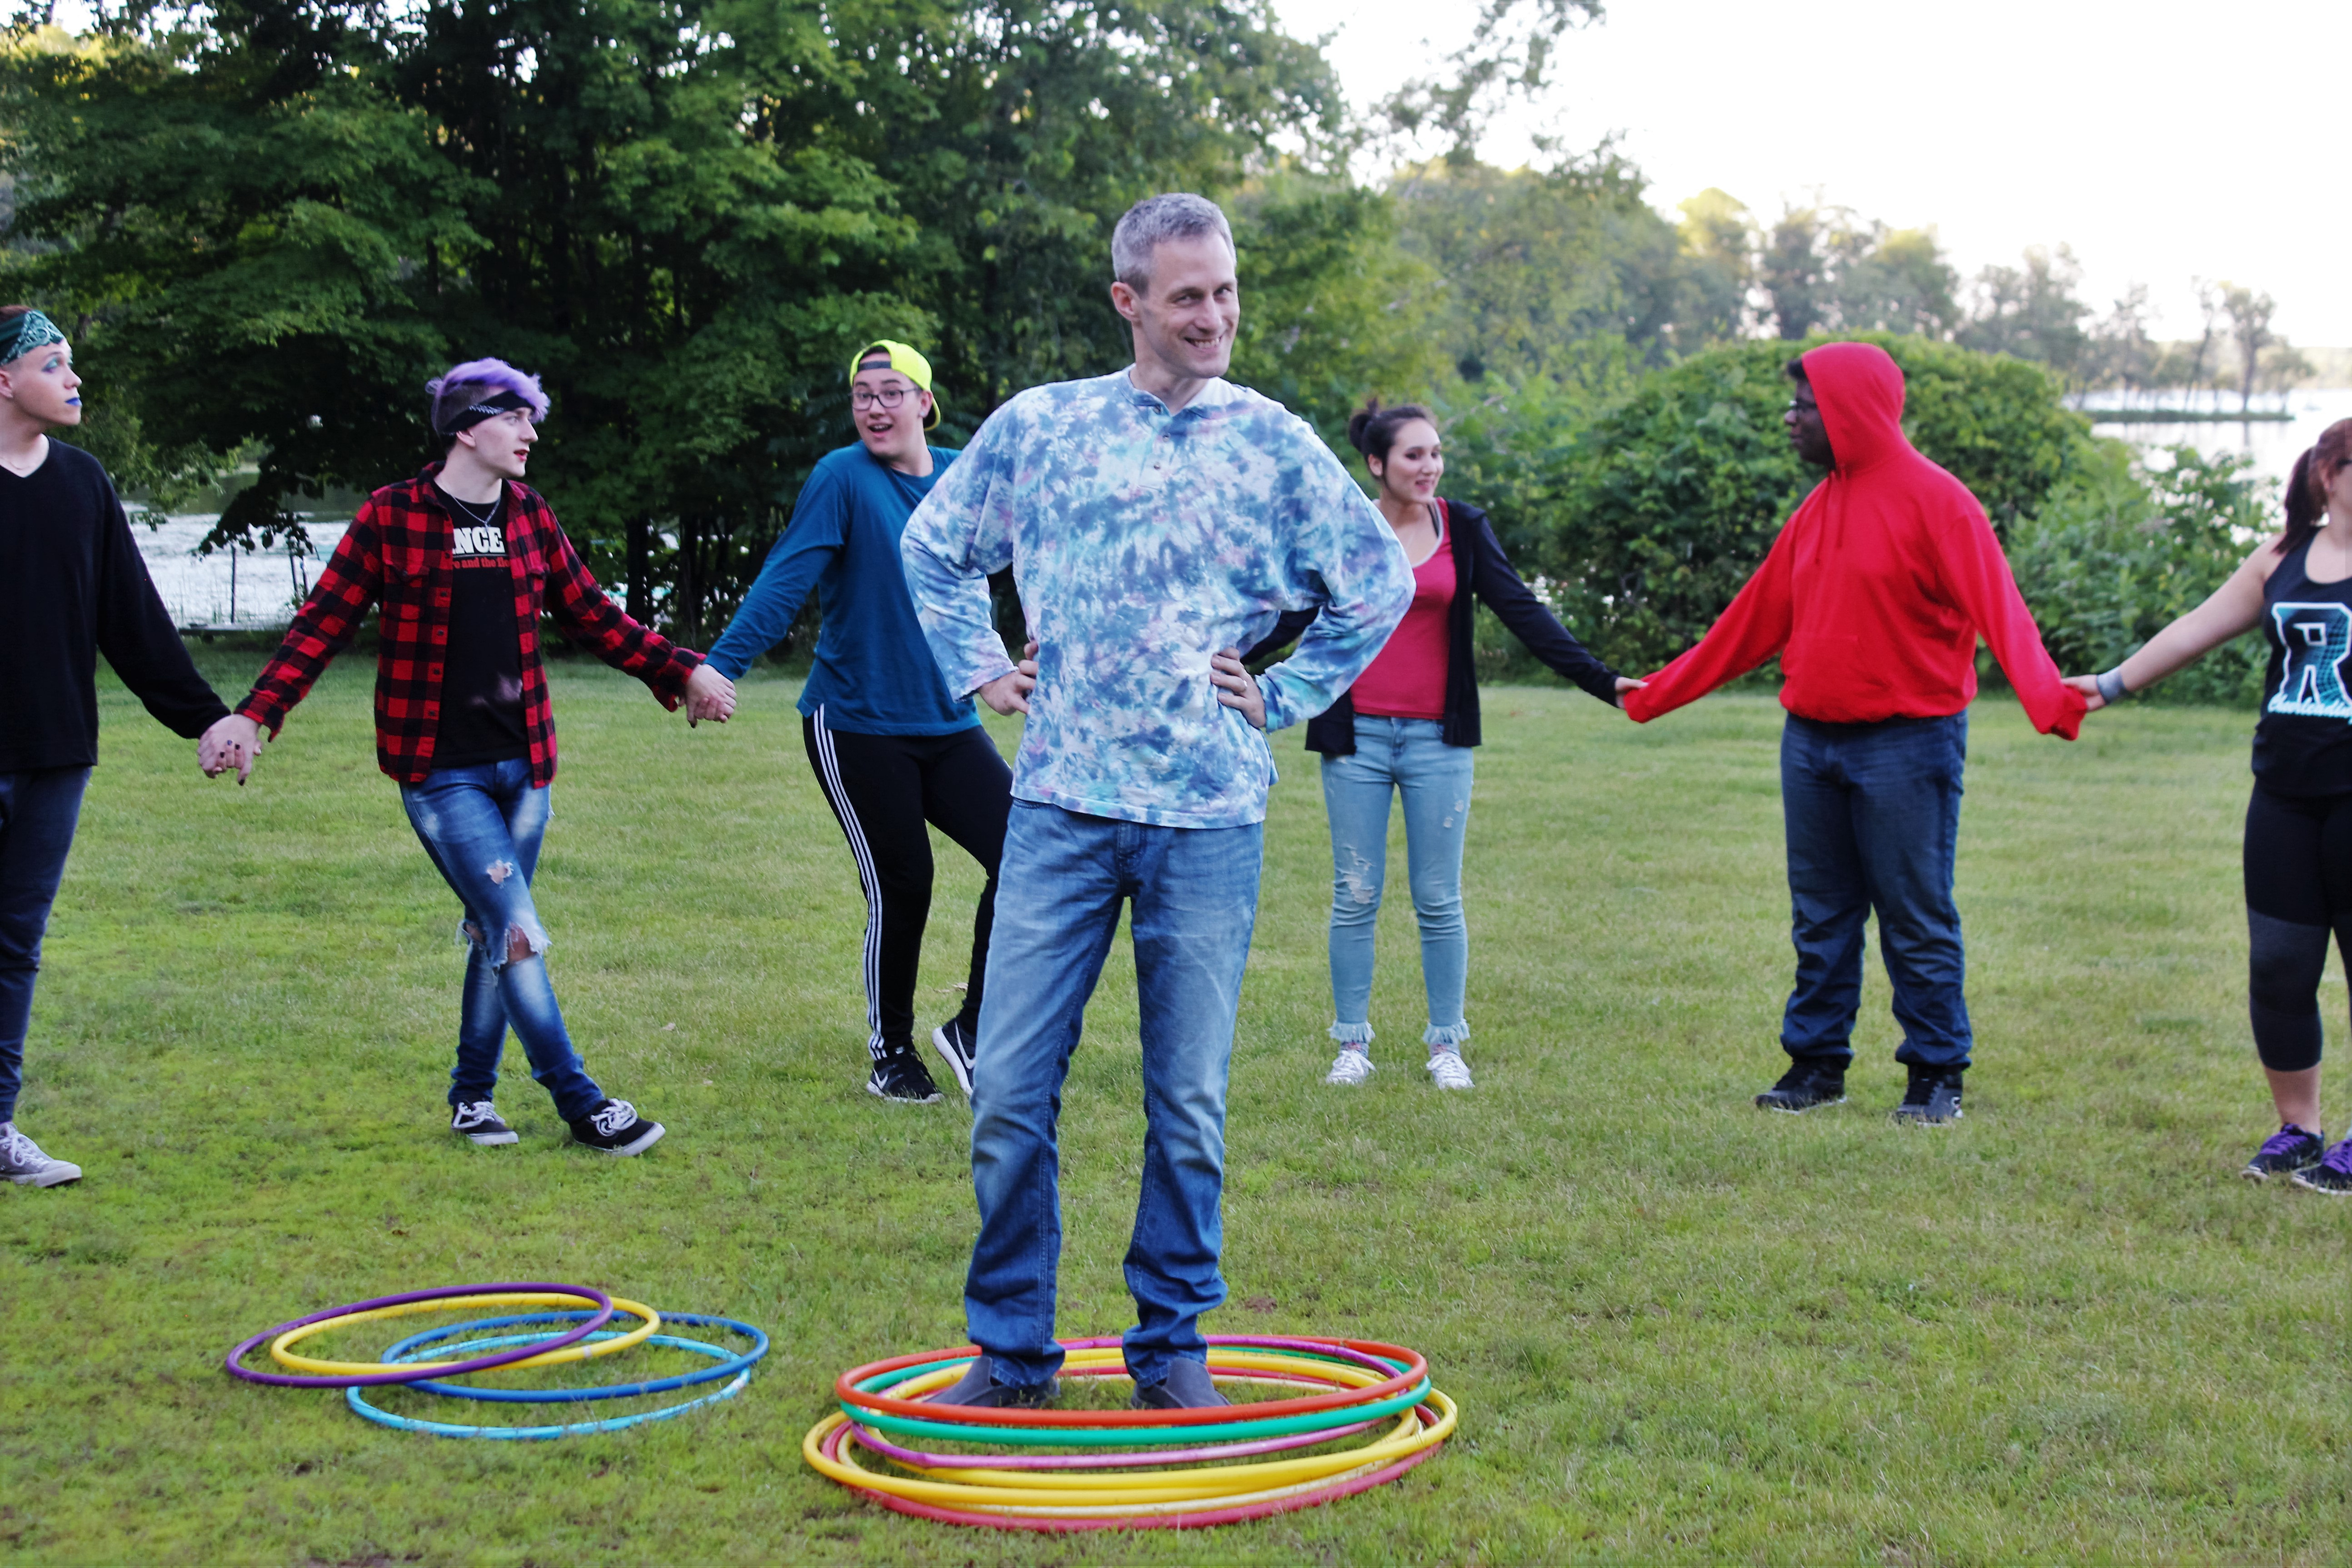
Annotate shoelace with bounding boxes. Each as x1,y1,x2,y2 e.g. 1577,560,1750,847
454,1101,496,1125
590,1100,636,1136
2256,1125,2317,1161
2319,1139,2352,1177
1427,1051,1472,1088
0,1124,31,1164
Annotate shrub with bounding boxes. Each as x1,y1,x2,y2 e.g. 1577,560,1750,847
1553,333,2096,672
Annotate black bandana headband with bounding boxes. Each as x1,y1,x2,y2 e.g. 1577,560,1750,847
437,388,534,436
0,310,66,365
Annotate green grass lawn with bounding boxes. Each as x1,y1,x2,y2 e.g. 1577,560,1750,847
2,653,2344,1564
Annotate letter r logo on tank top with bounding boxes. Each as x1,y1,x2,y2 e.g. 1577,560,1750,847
2269,602,2352,719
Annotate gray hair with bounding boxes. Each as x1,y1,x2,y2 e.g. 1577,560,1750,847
1110,194,1235,292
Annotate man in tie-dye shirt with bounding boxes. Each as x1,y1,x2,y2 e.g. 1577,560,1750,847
902,193,1413,1411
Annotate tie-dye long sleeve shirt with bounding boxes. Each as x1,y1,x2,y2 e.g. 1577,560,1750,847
901,370,1414,830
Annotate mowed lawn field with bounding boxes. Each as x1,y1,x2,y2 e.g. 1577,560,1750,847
2,648,2345,1564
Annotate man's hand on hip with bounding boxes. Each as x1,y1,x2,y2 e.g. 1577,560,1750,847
978,637,1041,716
1210,648,1265,729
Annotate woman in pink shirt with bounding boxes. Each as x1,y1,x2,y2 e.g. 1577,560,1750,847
1251,399,1639,1090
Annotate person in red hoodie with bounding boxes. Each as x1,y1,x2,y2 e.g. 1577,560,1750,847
1622,341,2085,1124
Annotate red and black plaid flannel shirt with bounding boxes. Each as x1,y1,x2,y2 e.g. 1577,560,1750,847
238,468,702,786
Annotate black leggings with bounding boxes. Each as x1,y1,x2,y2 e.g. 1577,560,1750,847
803,710,1012,1061
2242,785,2352,1072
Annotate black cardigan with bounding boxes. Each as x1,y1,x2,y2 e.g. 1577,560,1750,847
1244,498,1618,756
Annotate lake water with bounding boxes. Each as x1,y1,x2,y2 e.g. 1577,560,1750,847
2083,385,2352,493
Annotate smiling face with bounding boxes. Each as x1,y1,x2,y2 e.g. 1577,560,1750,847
453,408,539,481
1368,418,1443,506
1785,379,1835,468
0,338,83,428
851,355,933,470
1111,232,1240,387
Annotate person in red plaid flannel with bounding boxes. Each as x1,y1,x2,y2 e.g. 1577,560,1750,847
200,358,735,1156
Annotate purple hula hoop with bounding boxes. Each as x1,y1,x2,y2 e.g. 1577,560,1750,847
225,1281,617,1389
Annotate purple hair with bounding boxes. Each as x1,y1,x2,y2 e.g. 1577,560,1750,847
425,357,549,438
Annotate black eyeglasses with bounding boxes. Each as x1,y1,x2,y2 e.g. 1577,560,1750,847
852,386,918,410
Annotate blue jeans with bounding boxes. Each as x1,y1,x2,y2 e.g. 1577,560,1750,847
400,761,605,1122
1320,718,1474,1050
1780,713,1971,1070
0,769,90,1125
966,802,1263,1388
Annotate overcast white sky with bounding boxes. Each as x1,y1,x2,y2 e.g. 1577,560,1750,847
1275,0,2344,344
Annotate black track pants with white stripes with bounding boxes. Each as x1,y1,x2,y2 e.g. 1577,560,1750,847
804,710,1013,1061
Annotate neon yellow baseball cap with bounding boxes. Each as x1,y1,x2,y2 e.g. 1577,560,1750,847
849,339,940,431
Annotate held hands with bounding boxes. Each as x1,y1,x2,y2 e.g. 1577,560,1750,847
1613,674,1647,716
2060,673,2106,713
199,713,264,784
978,637,1041,717
684,663,737,726
1211,648,1266,729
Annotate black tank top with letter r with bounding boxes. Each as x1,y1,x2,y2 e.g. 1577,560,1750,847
2254,536,2352,796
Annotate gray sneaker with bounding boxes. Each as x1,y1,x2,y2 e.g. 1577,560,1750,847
0,1121,82,1188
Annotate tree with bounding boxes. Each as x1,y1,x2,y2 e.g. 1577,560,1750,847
1957,245,2092,385
2217,281,2275,413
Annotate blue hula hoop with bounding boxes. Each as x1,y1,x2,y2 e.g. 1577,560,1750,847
378,1311,766,1402
345,1315,764,1439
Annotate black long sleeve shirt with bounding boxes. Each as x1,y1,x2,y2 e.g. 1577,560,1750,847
0,438,229,771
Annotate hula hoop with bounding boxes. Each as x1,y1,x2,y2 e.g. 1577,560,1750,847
225,1282,615,1389
372,1311,768,1402
348,1330,751,1440
835,1334,1428,1430
270,1293,660,1378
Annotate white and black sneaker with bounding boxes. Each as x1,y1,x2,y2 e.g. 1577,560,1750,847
0,1121,82,1188
932,1018,979,1098
568,1099,665,1156
868,1047,944,1104
450,1101,519,1146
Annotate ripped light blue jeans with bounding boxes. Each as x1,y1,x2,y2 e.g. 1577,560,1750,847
400,759,604,1121
1320,717,1474,1052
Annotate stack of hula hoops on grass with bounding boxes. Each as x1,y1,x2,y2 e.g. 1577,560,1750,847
803,1334,1457,1531
225,1282,767,1439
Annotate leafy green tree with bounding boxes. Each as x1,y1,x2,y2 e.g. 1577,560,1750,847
1552,333,2097,671
1957,245,2092,386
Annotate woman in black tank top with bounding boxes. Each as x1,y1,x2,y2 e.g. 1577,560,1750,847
2062,419,2352,1193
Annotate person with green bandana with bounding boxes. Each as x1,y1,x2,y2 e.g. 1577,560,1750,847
0,305,234,1190
705,340,1013,1107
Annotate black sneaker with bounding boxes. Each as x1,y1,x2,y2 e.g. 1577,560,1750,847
931,1017,978,1098
931,1359,1059,1408
1892,1066,1964,1125
1755,1062,1845,1114
1129,1358,1230,1410
450,1100,519,1147
867,1047,942,1105
2242,1123,2325,1181
568,1098,665,1156
2290,1137,2352,1195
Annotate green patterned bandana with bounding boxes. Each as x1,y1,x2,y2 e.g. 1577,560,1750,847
0,310,65,365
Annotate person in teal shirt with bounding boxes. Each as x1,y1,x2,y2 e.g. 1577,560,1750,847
708,341,1010,1106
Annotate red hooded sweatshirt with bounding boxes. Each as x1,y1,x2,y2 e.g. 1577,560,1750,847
1620,342,2084,739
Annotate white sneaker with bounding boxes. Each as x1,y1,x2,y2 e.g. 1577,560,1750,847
1424,1050,1474,1090
1324,1049,1374,1086
0,1121,82,1187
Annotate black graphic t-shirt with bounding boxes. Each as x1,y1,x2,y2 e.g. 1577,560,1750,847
431,483,529,770
2253,535,2352,797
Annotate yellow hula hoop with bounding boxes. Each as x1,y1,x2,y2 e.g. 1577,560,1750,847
270,1293,661,1376
802,1389,1458,1512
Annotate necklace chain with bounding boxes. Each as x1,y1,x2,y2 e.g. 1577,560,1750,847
443,487,499,529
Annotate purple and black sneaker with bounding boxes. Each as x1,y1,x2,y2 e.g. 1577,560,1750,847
2289,1136,2352,1195
2242,1123,2325,1182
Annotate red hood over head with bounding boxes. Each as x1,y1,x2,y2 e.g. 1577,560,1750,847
1801,341,1908,472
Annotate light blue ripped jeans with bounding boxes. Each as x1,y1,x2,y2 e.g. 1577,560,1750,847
1320,717,1474,1054
400,759,605,1121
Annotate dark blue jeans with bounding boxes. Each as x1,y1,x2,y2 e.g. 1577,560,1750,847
1780,712,1971,1070
0,768,90,1125
965,803,1263,1389
400,761,605,1122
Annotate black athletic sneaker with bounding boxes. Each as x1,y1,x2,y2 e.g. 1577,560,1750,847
1754,1062,1846,1114
1892,1066,1964,1125
2242,1123,2325,1181
867,1047,942,1105
931,1017,978,1099
932,1359,1059,1408
2289,1136,2352,1195
450,1100,519,1147
568,1098,665,1156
